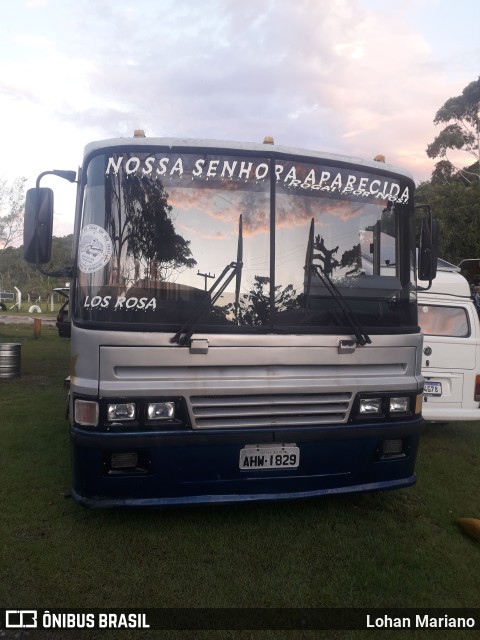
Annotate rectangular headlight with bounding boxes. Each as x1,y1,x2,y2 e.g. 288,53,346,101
107,403,136,421
147,402,175,420
75,399,99,427
390,397,410,413
359,398,382,414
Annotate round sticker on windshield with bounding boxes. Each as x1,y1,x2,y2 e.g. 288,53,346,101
79,224,113,273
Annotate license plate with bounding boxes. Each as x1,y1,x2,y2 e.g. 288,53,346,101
424,381,442,396
239,444,300,470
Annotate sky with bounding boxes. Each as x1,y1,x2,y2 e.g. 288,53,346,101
0,0,478,237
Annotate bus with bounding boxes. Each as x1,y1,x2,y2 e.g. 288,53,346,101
23,133,437,507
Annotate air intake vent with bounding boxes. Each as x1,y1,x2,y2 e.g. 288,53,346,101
189,392,352,429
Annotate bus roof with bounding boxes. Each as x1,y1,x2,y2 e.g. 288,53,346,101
83,136,414,181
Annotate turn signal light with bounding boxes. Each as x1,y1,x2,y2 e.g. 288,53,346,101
74,399,99,427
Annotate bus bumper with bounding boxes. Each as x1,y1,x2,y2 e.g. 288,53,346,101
70,419,423,508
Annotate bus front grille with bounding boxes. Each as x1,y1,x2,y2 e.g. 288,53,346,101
189,393,352,429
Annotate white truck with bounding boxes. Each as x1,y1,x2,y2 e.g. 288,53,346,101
418,264,480,421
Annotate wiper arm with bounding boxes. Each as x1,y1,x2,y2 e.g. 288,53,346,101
305,219,371,347
312,264,371,346
171,215,243,346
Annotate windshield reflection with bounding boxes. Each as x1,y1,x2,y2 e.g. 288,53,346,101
75,151,416,332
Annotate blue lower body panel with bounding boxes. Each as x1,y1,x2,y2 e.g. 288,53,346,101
71,420,422,507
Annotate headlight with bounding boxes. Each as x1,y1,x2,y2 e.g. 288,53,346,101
389,397,410,413
359,398,382,414
354,393,416,421
107,403,136,421
147,402,175,420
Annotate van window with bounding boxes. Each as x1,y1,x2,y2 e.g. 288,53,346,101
418,305,470,337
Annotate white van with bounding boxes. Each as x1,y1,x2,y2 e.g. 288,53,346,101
418,266,480,421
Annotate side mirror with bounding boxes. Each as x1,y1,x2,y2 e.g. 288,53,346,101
418,217,439,282
23,187,54,264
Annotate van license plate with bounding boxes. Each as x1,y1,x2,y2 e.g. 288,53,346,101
424,381,442,396
239,444,299,470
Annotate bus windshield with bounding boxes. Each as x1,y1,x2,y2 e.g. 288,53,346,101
75,149,416,333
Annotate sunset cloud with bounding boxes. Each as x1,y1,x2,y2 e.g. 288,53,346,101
0,0,478,238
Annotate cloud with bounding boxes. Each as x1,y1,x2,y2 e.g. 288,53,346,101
1,0,478,211
0,80,39,104
25,0,51,6
53,0,463,182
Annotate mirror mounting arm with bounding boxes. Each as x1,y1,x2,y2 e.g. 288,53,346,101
37,264,74,278
36,170,77,189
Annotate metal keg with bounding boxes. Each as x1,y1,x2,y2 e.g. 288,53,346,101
0,343,21,378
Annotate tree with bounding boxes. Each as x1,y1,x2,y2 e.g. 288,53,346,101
123,175,196,280
416,180,480,264
228,275,298,326
418,78,480,264
104,168,196,285
0,235,73,299
426,77,480,183
0,176,27,249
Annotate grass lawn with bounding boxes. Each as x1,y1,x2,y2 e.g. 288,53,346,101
1,323,479,639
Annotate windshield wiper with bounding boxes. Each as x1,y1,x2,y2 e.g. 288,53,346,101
305,219,371,347
171,215,243,346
